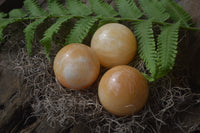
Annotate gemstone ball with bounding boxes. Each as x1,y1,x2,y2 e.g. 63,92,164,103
91,23,137,68
53,43,100,90
98,65,149,116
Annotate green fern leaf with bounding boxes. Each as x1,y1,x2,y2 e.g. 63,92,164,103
40,16,72,58
24,17,46,55
9,9,27,18
134,20,157,77
142,73,155,82
138,0,170,22
161,0,191,27
115,0,143,19
24,0,47,17
98,19,118,27
48,0,68,16
156,22,180,78
66,0,92,16
0,12,7,18
0,19,14,41
88,0,118,17
65,17,98,45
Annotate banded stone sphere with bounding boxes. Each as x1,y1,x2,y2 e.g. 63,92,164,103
91,23,137,68
98,65,149,116
53,43,100,90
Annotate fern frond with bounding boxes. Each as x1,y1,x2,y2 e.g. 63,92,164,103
138,0,170,22
40,16,72,58
134,20,157,77
65,17,98,45
161,0,191,27
0,12,7,18
156,22,180,78
9,9,27,18
47,0,68,16
24,0,47,17
66,0,92,16
0,19,14,41
88,0,118,17
115,0,143,19
24,17,46,55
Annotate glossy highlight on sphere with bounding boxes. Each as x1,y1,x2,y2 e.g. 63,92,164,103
98,65,149,116
53,43,100,90
91,23,137,68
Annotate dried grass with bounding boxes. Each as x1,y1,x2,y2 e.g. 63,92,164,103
9,43,200,133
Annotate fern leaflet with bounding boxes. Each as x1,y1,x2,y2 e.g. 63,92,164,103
161,0,191,27
9,9,27,18
115,0,143,19
65,17,98,45
134,20,157,78
156,22,180,78
48,0,68,16
40,16,72,58
98,19,118,27
66,0,92,16
0,12,7,18
0,9,26,41
0,19,14,41
88,0,118,17
24,17,46,55
24,0,47,17
138,0,170,22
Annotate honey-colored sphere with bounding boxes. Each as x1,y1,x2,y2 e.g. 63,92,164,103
53,43,100,90
98,65,149,116
91,23,137,68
